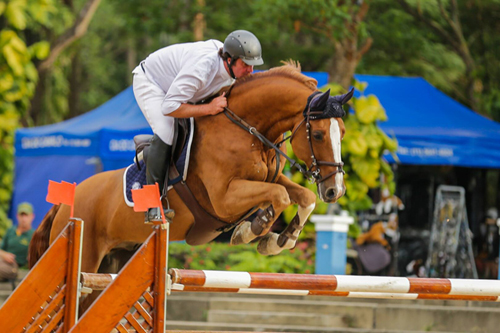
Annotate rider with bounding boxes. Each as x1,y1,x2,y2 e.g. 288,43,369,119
133,30,264,223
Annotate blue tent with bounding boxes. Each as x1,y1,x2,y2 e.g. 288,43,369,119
355,75,500,168
13,87,152,227
12,73,500,228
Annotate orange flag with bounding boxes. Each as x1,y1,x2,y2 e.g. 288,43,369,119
132,184,162,212
131,183,166,224
46,180,76,217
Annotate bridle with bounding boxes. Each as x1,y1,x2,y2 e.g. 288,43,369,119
288,104,345,183
223,92,345,184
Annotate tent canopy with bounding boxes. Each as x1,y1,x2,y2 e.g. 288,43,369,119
355,75,500,168
13,72,500,228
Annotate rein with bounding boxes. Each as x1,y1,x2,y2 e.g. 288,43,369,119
223,107,308,183
223,98,344,184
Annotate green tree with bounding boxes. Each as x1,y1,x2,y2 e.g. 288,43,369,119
362,0,500,120
395,0,478,111
252,0,373,89
0,0,53,235
337,81,398,213
26,0,102,126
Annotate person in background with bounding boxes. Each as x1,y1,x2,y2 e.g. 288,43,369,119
0,202,35,281
476,207,499,279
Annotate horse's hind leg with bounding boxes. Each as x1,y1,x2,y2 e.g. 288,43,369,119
257,175,316,255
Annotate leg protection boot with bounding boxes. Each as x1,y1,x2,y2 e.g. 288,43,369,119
145,134,175,223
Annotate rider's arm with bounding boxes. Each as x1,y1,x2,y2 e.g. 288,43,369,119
169,94,227,118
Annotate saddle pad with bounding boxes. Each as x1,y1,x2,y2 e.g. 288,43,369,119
123,118,195,207
123,160,147,207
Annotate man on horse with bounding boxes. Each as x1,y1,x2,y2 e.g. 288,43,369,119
132,30,264,223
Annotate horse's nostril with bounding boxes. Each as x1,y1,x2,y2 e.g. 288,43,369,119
325,188,336,200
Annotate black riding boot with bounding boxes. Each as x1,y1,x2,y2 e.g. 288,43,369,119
145,134,174,223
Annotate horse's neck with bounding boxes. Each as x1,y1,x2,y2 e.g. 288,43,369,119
231,84,309,141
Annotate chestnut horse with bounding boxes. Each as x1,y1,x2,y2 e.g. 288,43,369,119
29,63,350,278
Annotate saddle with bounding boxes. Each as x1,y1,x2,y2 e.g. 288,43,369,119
133,119,233,245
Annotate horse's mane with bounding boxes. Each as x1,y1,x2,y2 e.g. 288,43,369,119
233,60,317,91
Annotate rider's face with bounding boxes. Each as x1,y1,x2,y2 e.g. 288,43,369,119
232,58,254,78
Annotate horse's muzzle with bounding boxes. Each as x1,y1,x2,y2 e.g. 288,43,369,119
318,182,345,203
325,187,337,201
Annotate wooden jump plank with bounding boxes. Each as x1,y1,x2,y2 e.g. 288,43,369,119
153,225,168,333
24,285,66,333
124,312,148,333
134,301,153,327
62,219,83,332
0,224,72,333
42,303,65,332
115,323,129,333
69,231,156,333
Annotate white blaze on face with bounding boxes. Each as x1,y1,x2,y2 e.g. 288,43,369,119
329,118,344,193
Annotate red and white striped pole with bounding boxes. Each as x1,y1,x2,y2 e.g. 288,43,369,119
169,268,500,296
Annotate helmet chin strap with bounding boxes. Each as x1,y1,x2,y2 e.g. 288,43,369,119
226,57,237,79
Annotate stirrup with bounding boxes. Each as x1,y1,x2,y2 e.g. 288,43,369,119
144,207,175,224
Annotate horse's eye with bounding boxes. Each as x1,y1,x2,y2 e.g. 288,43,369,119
313,131,323,141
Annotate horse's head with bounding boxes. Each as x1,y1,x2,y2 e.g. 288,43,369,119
290,88,354,203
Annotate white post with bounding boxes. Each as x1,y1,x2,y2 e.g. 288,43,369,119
311,211,354,275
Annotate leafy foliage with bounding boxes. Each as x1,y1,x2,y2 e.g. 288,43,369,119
337,81,398,214
168,240,315,273
362,0,500,120
0,0,59,234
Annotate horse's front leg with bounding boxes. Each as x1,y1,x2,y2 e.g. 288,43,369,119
257,174,316,255
209,179,291,247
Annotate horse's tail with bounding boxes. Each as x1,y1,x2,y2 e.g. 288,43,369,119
28,204,60,269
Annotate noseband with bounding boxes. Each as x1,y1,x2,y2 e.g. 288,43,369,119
223,92,344,184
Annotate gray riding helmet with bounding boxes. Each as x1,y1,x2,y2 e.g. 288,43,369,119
223,30,264,66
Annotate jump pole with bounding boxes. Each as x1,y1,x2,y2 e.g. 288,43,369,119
80,270,500,302
168,268,500,297
170,284,500,302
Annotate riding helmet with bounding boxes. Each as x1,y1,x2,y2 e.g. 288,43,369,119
223,30,264,66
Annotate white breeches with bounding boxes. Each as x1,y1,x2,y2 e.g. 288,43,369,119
132,66,175,145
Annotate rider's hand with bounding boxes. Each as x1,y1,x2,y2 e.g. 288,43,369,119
207,92,227,115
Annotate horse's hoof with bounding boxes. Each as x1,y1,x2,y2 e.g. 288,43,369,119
257,232,282,256
230,221,255,245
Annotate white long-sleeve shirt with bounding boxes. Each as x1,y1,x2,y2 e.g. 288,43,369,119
142,39,234,115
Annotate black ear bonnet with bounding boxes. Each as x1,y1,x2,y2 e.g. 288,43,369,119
303,88,354,120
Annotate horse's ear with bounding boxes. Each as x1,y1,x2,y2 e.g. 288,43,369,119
333,87,355,105
311,89,330,110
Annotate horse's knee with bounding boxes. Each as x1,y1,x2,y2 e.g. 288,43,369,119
271,186,291,211
298,202,316,221
299,189,316,207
